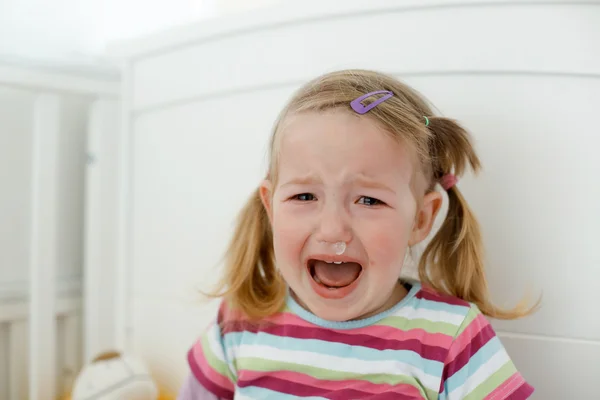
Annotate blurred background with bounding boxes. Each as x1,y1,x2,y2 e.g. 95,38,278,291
1,1,599,399
0,0,277,66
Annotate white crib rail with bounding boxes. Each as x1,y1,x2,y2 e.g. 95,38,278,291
29,92,60,400
0,60,120,400
0,297,82,400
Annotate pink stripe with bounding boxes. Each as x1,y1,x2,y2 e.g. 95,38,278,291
238,369,424,398
445,313,489,363
223,320,447,362
265,311,454,348
443,323,495,382
188,347,234,399
484,373,527,400
506,382,535,399
242,376,415,400
217,301,245,323
416,288,470,307
191,338,235,392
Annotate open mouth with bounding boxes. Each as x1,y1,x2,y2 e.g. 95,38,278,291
308,259,363,290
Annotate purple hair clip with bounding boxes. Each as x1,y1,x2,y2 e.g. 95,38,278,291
350,90,394,114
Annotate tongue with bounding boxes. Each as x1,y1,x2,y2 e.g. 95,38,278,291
313,261,361,287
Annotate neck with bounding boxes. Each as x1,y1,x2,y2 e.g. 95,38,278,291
291,280,408,322
353,281,408,320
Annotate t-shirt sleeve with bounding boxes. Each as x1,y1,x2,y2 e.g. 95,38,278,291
439,305,534,400
186,304,237,400
177,374,226,400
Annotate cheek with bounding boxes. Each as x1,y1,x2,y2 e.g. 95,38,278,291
272,208,307,263
362,215,411,268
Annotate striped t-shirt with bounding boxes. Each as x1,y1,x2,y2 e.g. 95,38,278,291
183,281,533,399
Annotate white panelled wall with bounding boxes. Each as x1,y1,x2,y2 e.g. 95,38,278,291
109,0,600,397
0,63,119,400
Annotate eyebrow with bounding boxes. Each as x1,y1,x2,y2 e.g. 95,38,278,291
280,175,321,188
280,174,396,193
352,176,396,193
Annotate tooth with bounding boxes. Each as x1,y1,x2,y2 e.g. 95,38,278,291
334,261,342,264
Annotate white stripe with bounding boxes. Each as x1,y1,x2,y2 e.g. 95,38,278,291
237,343,440,390
235,390,327,400
206,323,227,363
448,349,511,400
207,323,239,379
390,305,465,326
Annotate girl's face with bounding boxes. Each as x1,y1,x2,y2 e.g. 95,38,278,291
260,110,441,321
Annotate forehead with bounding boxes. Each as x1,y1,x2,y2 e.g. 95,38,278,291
277,110,415,184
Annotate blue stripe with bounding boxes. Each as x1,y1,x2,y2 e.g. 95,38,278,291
285,281,423,330
445,336,505,393
223,331,443,376
238,385,328,400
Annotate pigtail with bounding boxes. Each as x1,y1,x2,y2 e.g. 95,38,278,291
207,188,286,320
419,117,536,319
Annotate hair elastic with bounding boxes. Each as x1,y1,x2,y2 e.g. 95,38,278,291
440,174,458,190
350,90,393,114
424,116,430,126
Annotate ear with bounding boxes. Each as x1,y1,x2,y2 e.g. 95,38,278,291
259,179,274,223
409,191,443,246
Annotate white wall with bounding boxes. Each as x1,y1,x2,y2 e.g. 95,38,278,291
0,0,281,66
110,0,600,397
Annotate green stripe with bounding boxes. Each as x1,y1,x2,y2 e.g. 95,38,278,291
454,306,479,337
201,334,235,381
237,357,435,398
377,316,458,336
464,360,517,400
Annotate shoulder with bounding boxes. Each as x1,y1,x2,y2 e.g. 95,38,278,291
413,283,472,311
413,285,497,356
411,288,536,399
177,374,225,400
409,284,499,363
186,300,241,399
189,299,246,351
404,283,474,339
439,307,534,398
408,285,534,398
188,299,267,364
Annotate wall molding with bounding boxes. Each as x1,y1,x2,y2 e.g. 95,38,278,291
0,63,119,97
110,0,600,61
0,296,81,324
0,275,82,302
132,70,600,116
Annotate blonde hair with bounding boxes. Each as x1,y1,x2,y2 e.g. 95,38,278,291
209,69,536,320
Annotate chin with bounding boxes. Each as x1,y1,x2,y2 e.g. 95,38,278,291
303,293,368,322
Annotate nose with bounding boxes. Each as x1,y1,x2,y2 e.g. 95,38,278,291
314,203,353,244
